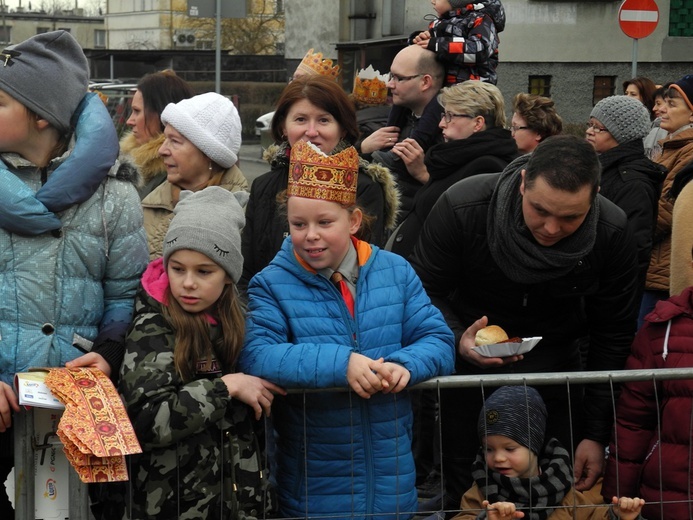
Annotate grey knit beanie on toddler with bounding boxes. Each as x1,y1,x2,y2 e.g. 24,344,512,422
0,30,88,133
590,95,651,145
478,386,547,455
161,92,242,169
163,186,249,283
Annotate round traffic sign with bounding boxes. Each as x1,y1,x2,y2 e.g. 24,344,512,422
618,0,659,39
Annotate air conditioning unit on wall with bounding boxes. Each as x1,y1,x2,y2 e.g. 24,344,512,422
173,30,196,48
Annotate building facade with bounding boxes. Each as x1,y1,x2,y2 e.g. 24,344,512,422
285,0,692,124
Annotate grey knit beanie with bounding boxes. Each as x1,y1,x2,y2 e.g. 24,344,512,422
449,0,467,8
590,95,651,145
161,92,242,168
163,186,249,283
0,30,88,133
478,386,547,455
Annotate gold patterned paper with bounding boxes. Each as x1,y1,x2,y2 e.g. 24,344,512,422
288,140,359,205
295,48,340,80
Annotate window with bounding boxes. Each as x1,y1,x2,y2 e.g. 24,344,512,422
276,0,284,14
0,25,10,44
593,76,616,105
94,29,106,49
37,27,50,34
670,0,693,36
528,76,551,97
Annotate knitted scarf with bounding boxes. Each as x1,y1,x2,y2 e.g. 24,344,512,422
472,438,573,520
487,155,600,284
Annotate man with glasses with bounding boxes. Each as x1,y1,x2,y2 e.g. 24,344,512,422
359,45,444,217
410,135,640,517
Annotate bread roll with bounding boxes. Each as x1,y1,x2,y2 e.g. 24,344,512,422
474,325,509,346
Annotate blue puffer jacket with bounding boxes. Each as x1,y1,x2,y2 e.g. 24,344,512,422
0,93,148,386
239,237,455,520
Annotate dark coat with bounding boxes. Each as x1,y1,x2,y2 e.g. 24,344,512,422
598,139,666,292
388,126,517,258
409,170,640,444
603,286,693,520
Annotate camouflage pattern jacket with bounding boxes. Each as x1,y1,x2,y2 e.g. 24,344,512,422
115,259,272,520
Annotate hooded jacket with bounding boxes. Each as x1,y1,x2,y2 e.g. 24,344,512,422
239,237,455,519
119,131,167,199
647,126,693,291
603,286,693,520
388,126,517,258
414,0,506,85
598,139,666,291
240,141,400,289
110,259,272,520
0,93,148,385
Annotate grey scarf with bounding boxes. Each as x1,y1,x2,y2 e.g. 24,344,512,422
472,438,573,520
487,156,599,284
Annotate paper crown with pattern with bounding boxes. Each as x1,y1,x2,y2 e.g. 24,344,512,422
295,48,340,81
288,140,359,206
352,65,388,105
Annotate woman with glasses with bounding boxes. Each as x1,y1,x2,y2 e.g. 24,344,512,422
586,96,666,305
386,81,517,258
510,93,563,154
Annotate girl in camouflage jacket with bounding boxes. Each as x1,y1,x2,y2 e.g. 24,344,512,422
114,187,284,520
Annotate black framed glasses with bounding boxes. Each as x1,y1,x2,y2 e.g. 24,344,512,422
387,73,422,84
440,111,473,124
585,121,609,133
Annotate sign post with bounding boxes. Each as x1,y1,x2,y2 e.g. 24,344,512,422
618,0,660,78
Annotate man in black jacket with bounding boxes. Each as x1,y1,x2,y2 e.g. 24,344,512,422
410,135,640,514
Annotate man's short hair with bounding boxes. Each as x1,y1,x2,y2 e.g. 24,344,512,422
417,49,444,89
524,135,600,199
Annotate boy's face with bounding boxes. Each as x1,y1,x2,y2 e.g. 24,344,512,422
432,0,453,16
483,434,538,479
288,197,362,272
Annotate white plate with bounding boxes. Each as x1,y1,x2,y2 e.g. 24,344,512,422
473,337,542,358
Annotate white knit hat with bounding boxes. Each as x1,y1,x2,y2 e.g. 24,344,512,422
161,92,241,168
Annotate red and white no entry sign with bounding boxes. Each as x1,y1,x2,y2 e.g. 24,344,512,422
619,0,660,39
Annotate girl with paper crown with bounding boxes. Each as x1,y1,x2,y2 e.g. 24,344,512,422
238,139,456,519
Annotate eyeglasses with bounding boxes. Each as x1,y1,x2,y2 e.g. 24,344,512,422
441,111,474,123
510,125,529,133
387,73,422,84
585,121,609,133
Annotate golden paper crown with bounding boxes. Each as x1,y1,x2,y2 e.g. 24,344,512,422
295,48,340,81
288,141,359,206
352,65,388,105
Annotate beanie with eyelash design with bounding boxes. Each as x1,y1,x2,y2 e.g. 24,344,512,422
163,186,249,283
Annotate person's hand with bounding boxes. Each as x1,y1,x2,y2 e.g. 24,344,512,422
611,496,645,520
360,126,401,154
378,363,410,394
221,373,286,420
0,382,20,433
458,316,523,369
573,438,605,491
412,32,431,45
391,138,429,183
65,352,111,377
347,353,390,398
483,500,525,519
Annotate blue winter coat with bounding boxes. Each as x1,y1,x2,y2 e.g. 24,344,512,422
0,93,148,385
239,237,455,520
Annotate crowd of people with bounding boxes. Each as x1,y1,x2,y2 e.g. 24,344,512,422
0,1,692,517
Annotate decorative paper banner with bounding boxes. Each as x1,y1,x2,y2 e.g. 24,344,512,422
44,367,142,483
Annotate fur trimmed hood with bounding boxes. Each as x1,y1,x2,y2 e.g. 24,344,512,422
120,132,167,186
263,141,400,231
